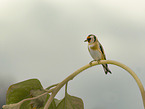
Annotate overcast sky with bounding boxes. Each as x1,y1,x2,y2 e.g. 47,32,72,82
1,0,145,109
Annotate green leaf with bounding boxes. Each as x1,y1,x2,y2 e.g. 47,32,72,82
54,98,62,107
56,93,84,109
5,78,57,109
6,79,43,105
20,101,31,109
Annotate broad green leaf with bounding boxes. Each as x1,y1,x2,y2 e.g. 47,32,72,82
6,79,43,105
4,79,56,109
54,98,62,107
22,101,32,109
56,93,84,109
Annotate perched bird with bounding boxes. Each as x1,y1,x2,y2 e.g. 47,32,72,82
84,34,112,74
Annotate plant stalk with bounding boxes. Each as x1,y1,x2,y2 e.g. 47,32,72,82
44,60,145,109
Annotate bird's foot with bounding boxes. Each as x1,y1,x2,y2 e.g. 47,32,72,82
89,60,101,66
97,60,100,64
89,60,96,66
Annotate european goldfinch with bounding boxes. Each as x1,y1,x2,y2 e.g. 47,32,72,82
84,34,112,74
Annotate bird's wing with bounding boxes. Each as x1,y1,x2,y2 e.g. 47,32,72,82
99,42,106,60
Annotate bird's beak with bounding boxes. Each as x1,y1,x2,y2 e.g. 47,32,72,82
84,39,88,42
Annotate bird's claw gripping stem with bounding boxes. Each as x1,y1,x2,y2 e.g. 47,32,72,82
89,60,100,66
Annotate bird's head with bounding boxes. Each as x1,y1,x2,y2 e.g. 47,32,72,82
84,34,97,44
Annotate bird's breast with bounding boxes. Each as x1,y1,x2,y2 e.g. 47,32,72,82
88,46,102,61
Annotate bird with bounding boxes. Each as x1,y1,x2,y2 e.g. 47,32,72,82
84,34,112,74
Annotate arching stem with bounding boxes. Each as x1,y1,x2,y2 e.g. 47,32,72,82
44,60,145,109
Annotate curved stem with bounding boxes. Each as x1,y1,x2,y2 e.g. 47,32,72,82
44,60,145,109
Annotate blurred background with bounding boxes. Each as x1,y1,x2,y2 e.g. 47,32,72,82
1,0,145,108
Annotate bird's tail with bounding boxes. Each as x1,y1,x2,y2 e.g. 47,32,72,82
102,64,112,74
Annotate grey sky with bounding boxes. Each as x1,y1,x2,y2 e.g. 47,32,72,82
1,0,145,109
